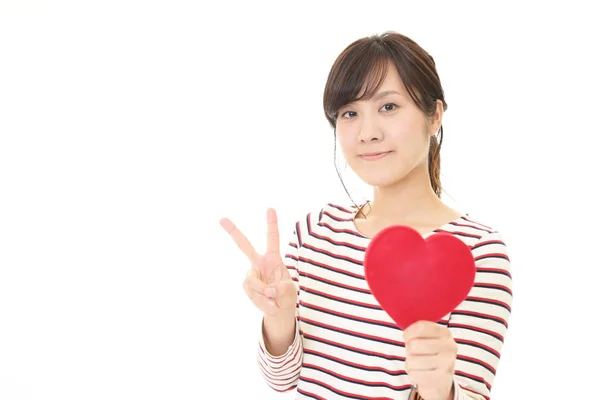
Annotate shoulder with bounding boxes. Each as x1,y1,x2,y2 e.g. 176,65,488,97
439,213,509,252
322,202,361,220
308,201,362,225
455,214,510,260
457,214,496,233
290,201,362,242
452,214,501,241
292,201,359,224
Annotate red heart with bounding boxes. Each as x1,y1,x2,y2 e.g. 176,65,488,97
364,225,476,330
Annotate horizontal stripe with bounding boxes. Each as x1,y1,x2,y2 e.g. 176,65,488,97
447,322,504,342
473,282,512,296
298,375,400,400
300,300,400,330
302,331,406,362
302,363,408,391
300,271,371,294
465,296,512,312
300,285,381,310
304,348,408,376
299,254,365,279
297,387,326,399
318,220,366,239
451,310,509,328
299,316,405,348
455,338,501,359
256,203,511,400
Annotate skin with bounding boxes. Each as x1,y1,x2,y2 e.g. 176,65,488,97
403,321,457,400
336,60,462,238
221,60,461,399
219,209,297,357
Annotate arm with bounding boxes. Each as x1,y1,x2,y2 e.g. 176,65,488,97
257,225,303,392
448,231,513,399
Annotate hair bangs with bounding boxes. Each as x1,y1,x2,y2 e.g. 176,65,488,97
323,43,391,126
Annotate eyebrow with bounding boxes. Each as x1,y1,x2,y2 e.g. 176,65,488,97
340,90,403,112
372,90,403,101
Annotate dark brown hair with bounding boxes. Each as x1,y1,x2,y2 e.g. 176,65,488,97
323,31,448,198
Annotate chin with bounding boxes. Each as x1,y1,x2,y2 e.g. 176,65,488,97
356,170,407,188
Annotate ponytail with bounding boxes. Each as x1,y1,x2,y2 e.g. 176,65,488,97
428,126,443,198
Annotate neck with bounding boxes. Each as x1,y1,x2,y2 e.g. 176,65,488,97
364,164,444,224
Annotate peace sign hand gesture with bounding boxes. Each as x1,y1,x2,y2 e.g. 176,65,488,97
220,208,298,317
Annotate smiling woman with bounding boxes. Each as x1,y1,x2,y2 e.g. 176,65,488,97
220,31,512,400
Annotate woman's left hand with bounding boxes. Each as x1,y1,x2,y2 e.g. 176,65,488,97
403,321,457,400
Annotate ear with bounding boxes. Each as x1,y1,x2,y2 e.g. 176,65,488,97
429,99,444,136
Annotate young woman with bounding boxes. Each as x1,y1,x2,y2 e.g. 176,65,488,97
220,31,512,400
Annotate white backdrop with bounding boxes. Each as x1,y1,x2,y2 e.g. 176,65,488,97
1,1,599,399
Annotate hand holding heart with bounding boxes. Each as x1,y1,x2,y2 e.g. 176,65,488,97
363,225,476,399
404,320,456,400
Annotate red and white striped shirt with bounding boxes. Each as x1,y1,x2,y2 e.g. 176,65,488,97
257,203,513,400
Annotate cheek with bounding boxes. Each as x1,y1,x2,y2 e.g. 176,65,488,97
386,121,430,156
384,116,420,140
336,130,356,157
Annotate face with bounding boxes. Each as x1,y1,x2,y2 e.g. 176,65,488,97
335,61,443,188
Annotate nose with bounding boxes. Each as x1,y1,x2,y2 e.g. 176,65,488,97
357,116,383,143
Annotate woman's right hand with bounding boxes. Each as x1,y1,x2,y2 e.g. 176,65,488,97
220,208,298,317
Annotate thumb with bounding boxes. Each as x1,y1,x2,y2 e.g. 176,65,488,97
259,252,287,281
270,280,297,310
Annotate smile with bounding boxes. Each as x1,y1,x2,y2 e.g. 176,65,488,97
359,151,391,161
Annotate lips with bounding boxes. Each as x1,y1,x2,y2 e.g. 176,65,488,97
360,151,391,161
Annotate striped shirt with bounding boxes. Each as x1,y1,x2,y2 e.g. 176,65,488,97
257,203,513,400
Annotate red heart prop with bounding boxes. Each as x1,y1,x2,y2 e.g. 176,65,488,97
364,225,476,330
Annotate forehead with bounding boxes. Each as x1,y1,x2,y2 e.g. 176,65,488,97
357,60,407,100
380,61,404,88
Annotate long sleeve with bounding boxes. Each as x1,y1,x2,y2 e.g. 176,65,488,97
256,224,303,392
447,231,513,400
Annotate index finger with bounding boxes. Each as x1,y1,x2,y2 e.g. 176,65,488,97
266,208,280,255
403,321,445,341
220,217,260,265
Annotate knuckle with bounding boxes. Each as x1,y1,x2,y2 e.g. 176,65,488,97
411,321,425,335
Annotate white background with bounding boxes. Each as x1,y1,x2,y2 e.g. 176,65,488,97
1,1,598,399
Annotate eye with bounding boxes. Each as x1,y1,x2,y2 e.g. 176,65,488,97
381,103,398,112
339,110,357,119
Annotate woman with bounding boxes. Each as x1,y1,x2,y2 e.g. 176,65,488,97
220,31,512,400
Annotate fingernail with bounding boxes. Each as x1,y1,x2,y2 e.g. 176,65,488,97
264,287,276,298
